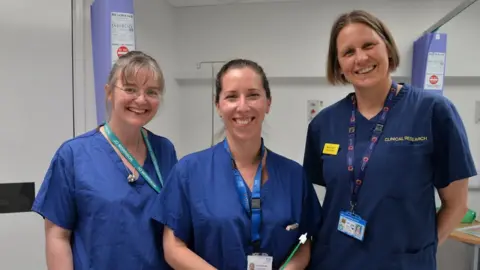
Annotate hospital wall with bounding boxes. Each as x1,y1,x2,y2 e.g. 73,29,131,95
0,0,74,269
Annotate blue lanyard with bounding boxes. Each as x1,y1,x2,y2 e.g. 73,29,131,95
347,82,398,213
104,123,163,193
223,139,265,252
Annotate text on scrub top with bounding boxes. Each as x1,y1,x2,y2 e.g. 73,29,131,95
384,136,428,142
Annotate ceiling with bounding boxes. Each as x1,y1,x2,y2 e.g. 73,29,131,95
166,0,304,7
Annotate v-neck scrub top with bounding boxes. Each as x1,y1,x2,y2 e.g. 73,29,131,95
304,83,477,270
32,128,178,270
151,142,323,270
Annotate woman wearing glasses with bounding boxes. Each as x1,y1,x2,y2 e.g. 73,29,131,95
32,51,178,270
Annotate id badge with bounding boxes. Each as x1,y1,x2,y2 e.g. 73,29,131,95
337,211,367,241
247,253,273,270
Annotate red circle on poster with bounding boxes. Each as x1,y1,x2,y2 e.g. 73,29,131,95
429,75,438,85
117,45,129,57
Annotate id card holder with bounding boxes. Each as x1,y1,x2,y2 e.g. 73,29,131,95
337,211,367,241
247,253,273,270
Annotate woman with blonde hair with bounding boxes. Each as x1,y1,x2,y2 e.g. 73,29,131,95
32,51,178,269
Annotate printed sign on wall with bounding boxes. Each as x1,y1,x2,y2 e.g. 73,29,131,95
111,12,135,66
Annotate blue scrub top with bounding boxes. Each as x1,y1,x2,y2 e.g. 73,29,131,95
304,83,477,270
32,127,178,270
151,142,322,270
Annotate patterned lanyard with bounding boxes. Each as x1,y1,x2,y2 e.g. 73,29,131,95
347,82,398,213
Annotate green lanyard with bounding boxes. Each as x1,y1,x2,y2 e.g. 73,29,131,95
104,123,163,193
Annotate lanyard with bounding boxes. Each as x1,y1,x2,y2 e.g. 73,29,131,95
223,139,265,252
104,123,164,193
347,82,398,213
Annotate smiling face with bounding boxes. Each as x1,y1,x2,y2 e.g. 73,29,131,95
106,67,162,128
326,10,400,87
216,66,271,142
336,22,391,89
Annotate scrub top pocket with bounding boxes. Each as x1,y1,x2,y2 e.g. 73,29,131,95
381,242,436,270
380,143,433,199
321,153,348,189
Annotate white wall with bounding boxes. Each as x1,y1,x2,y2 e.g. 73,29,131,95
438,1,480,77
0,0,73,269
173,0,480,79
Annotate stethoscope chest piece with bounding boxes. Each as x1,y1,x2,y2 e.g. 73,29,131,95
127,173,136,183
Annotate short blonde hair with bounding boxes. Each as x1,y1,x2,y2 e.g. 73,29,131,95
326,10,400,85
105,51,165,117
107,51,165,93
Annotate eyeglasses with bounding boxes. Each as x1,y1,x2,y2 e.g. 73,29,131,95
114,85,162,100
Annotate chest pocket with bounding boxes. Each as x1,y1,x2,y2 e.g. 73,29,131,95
377,142,433,199
321,146,349,188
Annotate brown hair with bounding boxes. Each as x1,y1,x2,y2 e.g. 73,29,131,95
326,10,400,85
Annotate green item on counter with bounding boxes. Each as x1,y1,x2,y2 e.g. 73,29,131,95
462,209,477,223
436,207,477,224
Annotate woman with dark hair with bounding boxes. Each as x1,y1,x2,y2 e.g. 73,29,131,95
152,59,322,270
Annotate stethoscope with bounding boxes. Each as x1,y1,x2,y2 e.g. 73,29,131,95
126,168,136,183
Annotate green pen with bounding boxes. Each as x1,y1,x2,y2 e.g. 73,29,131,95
280,233,308,270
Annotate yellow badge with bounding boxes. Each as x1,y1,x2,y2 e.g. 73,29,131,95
323,143,340,155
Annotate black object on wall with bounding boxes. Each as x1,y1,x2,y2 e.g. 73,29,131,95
0,182,35,214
